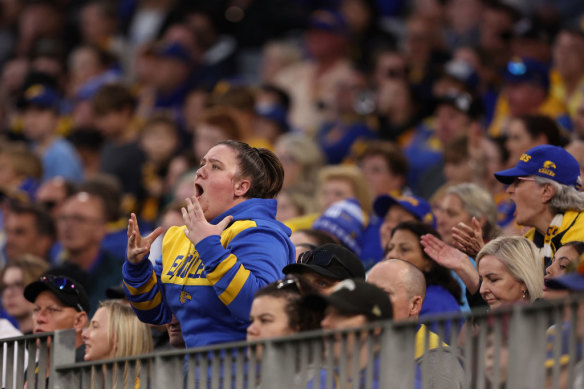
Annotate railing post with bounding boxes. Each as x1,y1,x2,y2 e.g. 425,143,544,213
506,304,548,389
152,352,183,388
50,329,77,389
380,320,417,389
259,340,294,388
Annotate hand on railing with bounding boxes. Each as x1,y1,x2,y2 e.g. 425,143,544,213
451,217,484,258
420,233,480,293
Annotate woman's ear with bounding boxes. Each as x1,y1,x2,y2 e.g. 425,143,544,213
234,179,251,197
541,183,556,203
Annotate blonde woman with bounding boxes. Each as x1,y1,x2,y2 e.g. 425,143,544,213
422,235,544,309
83,300,153,387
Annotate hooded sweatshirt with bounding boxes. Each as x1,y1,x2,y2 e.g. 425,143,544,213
122,198,295,347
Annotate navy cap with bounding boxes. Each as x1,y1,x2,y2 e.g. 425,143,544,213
545,273,584,292
156,42,192,64
17,84,60,110
494,145,581,189
545,255,584,292
256,103,289,132
308,9,348,35
503,57,550,91
373,194,436,228
303,279,393,321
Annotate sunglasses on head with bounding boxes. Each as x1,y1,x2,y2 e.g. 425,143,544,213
297,250,353,274
41,274,80,296
276,276,304,295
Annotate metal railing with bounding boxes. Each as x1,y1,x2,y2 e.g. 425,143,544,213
1,294,582,388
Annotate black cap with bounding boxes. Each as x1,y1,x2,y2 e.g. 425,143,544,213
283,243,365,280
105,284,126,299
303,279,393,321
24,274,90,313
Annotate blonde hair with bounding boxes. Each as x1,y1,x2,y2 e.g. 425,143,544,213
99,300,153,358
476,236,544,302
318,165,373,214
92,300,153,389
275,133,324,193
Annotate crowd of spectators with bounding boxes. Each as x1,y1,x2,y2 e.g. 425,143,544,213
0,0,584,387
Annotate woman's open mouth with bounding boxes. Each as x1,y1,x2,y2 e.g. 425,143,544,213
195,184,204,198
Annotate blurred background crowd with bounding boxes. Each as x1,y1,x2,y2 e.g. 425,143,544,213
0,0,583,369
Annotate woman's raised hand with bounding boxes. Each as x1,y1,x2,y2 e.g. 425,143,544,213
127,213,163,264
182,196,233,246
420,233,468,271
452,217,484,258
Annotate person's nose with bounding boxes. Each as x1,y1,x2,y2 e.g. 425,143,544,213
479,281,488,296
196,165,207,179
82,327,89,341
505,183,515,195
34,309,48,324
321,315,332,330
246,321,259,337
386,247,399,259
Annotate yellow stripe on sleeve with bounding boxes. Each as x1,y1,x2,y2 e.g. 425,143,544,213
130,291,163,311
206,254,237,284
124,270,158,296
218,265,250,306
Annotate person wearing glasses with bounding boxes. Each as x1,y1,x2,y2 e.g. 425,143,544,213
124,141,296,348
282,244,365,295
24,274,90,361
494,144,584,268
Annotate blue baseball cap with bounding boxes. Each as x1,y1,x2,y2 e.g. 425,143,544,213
156,42,193,64
256,103,289,132
17,84,60,110
308,9,348,35
545,273,584,292
503,57,550,91
373,194,436,228
494,145,581,189
545,255,584,292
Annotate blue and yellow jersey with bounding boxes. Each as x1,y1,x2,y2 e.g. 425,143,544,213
524,210,584,268
122,198,296,348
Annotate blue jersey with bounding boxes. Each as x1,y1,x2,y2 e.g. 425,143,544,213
122,198,296,348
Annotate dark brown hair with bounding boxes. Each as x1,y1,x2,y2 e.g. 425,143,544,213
219,140,284,199
391,221,463,305
92,83,136,116
254,276,322,332
516,114,564,146
356,140,408,178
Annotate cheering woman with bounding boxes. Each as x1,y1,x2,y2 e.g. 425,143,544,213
123,140,296,347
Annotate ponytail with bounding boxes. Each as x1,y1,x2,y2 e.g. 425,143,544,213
219,140,284,199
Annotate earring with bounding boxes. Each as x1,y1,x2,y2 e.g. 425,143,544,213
522,290,528,300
